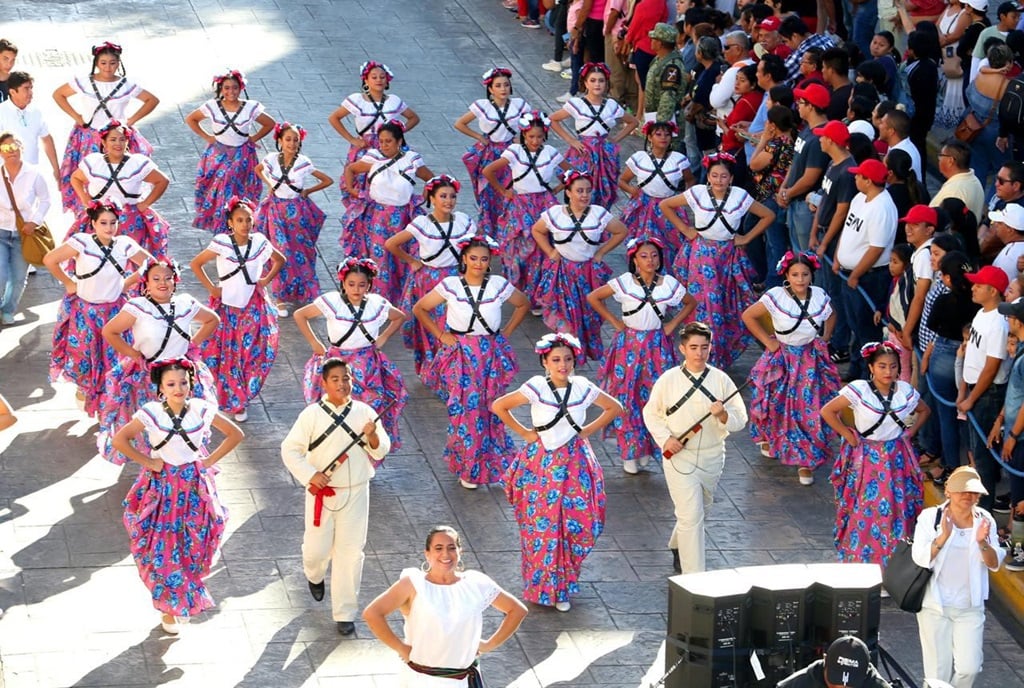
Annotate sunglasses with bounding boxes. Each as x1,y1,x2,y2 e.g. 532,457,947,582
0,143,20,153
996,176,1015,185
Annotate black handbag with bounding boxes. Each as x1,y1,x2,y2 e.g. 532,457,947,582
882,507,943,613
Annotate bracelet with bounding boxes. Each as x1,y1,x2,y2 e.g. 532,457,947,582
979,543,991,552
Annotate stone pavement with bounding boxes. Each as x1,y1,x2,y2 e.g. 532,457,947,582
0,1,1021,686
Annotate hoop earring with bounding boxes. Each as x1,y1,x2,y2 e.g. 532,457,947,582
362,82,370,95
420,560,430,573
456,560,465,573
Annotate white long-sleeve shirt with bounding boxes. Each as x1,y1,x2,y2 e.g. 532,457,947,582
643,364,747,453
0,163,51,229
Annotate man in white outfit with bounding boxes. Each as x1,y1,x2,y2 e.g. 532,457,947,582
281,358,390,635
710,31,754,127
643,322,748,574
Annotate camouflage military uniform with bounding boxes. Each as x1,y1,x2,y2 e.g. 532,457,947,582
644,51,688,149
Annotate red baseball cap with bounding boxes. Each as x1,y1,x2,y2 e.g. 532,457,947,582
899,204,938,226
794,83,830,110
849,159,888,185
759,16,782,32
812,120,850,146
966,265,1010,293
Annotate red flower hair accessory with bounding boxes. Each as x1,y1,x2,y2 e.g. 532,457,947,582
561,168,592,187
360,61,394,82
482,67,513,85
424,175,461,197
337,256,379,280
456,235,501,256
212,69,246,92
701,151,737,169
641,120,678,137
273,122,307,142
625,236,665,257
534,332,583,358
92,41,122,56
223,196,256,216
579,62,611,82
517,110,551,132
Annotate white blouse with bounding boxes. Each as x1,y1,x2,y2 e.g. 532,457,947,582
838,380,920,442
468,97,531,143
435,275,514,336
542,204,612,262
759,286,833,346
67,233,140,304
134,398,216,466
563,97,625,138
519,374,602,451
341,93,407,138
206,232,273,308
625,151,690,198
362,149,423,206
78,153,156,206
0,164,51,229
260,153,318,200
405,213,478,268
69,75,144,129
684,185,754,242
122,293,202,361
199,99,265,146
609,273,686,331
500,144,564,195
314,292,393,350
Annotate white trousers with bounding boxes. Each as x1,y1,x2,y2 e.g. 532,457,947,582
302,482,370,622
662,446,725,574
917,605,986,688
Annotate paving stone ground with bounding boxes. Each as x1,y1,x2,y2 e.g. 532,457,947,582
0,1,1021,687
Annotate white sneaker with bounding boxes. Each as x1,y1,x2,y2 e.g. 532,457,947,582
555,601,571,612
277,305,290,317
234,410,248,422
560,58,571,68
559,69,572,80
556,92,572,103
26,265,36,275
459,479,479,490
622,459,639,474
542,60,563,71
798,468,815,486
638,455,652,468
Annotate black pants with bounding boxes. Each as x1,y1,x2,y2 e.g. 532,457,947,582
581,17,605,64
552,1,569,61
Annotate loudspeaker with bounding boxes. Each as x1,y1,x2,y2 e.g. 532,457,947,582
736,565,816,685
666,569,753,688
807,563,882,661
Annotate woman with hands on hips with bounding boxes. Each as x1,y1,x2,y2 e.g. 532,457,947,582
363,525,528,687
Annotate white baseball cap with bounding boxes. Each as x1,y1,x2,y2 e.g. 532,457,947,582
990,204,1024,232
964,0,988,11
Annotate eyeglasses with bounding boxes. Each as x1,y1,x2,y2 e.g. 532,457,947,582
0,143,20,153
937,153,952,158
797,99,810,106
996,176,1014,185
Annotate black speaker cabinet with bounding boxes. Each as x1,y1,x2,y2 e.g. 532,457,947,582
666,569,753,688
736,565,816,685
807,562,882,661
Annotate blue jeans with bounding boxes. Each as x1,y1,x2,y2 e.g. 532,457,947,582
852,0,878,57
761,197,789,289
1010,439,1024,515
0,229,29,318
970,127,1009,206
923,338,963,470
969,383,1006,512
787,200,813,253
840,267,889,380
817,252,851,354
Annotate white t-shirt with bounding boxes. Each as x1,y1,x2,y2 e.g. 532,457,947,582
206,232,273,308
625,151,690,198
609,273,686,330
519,374,602,451
260,153,318,200
0,100,49,165
759,286,833,346
500,144,564,195
468,97,531,143
78,152,156,205
890,138,923,183
542,204,613,262
133,398,216,466
993,240,1024,286
405,212,477,268
199,99,265,146
838,379,920,441
685,185,754,242
67,233,140,304
911,239,934,282
341,93,407,137
68,75,144,129
836,191,898,270
563,97,625,138
362,150,423,206
314,292,393,350
963,308,1009,385
435,275,514,336
122,294,202,361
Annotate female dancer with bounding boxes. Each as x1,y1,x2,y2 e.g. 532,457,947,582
532,169,628,364
413,236,530,489
363,525,528,686
112,359,243,635
185,69,275,232
385,175,477,375
660,152,775,369
618,121,694,267
821,342,929,565
191,198,285,423
453,67,531,235
255,122,332,317
52,41,158,213
99,261,219,463
43,201,150,416
293,256,408,448
587,237,695,474
342,120,434,305
328,61,420,205
549,62,638,209
481,111,568,308
742,251,840,486
68,121,170,258
492,333,622,611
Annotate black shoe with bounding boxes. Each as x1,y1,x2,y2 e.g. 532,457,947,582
308,579,325,601
932,468,952,487
993,495,1012,514
671,548,681,574
337,621,356,635
829,347,850,363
